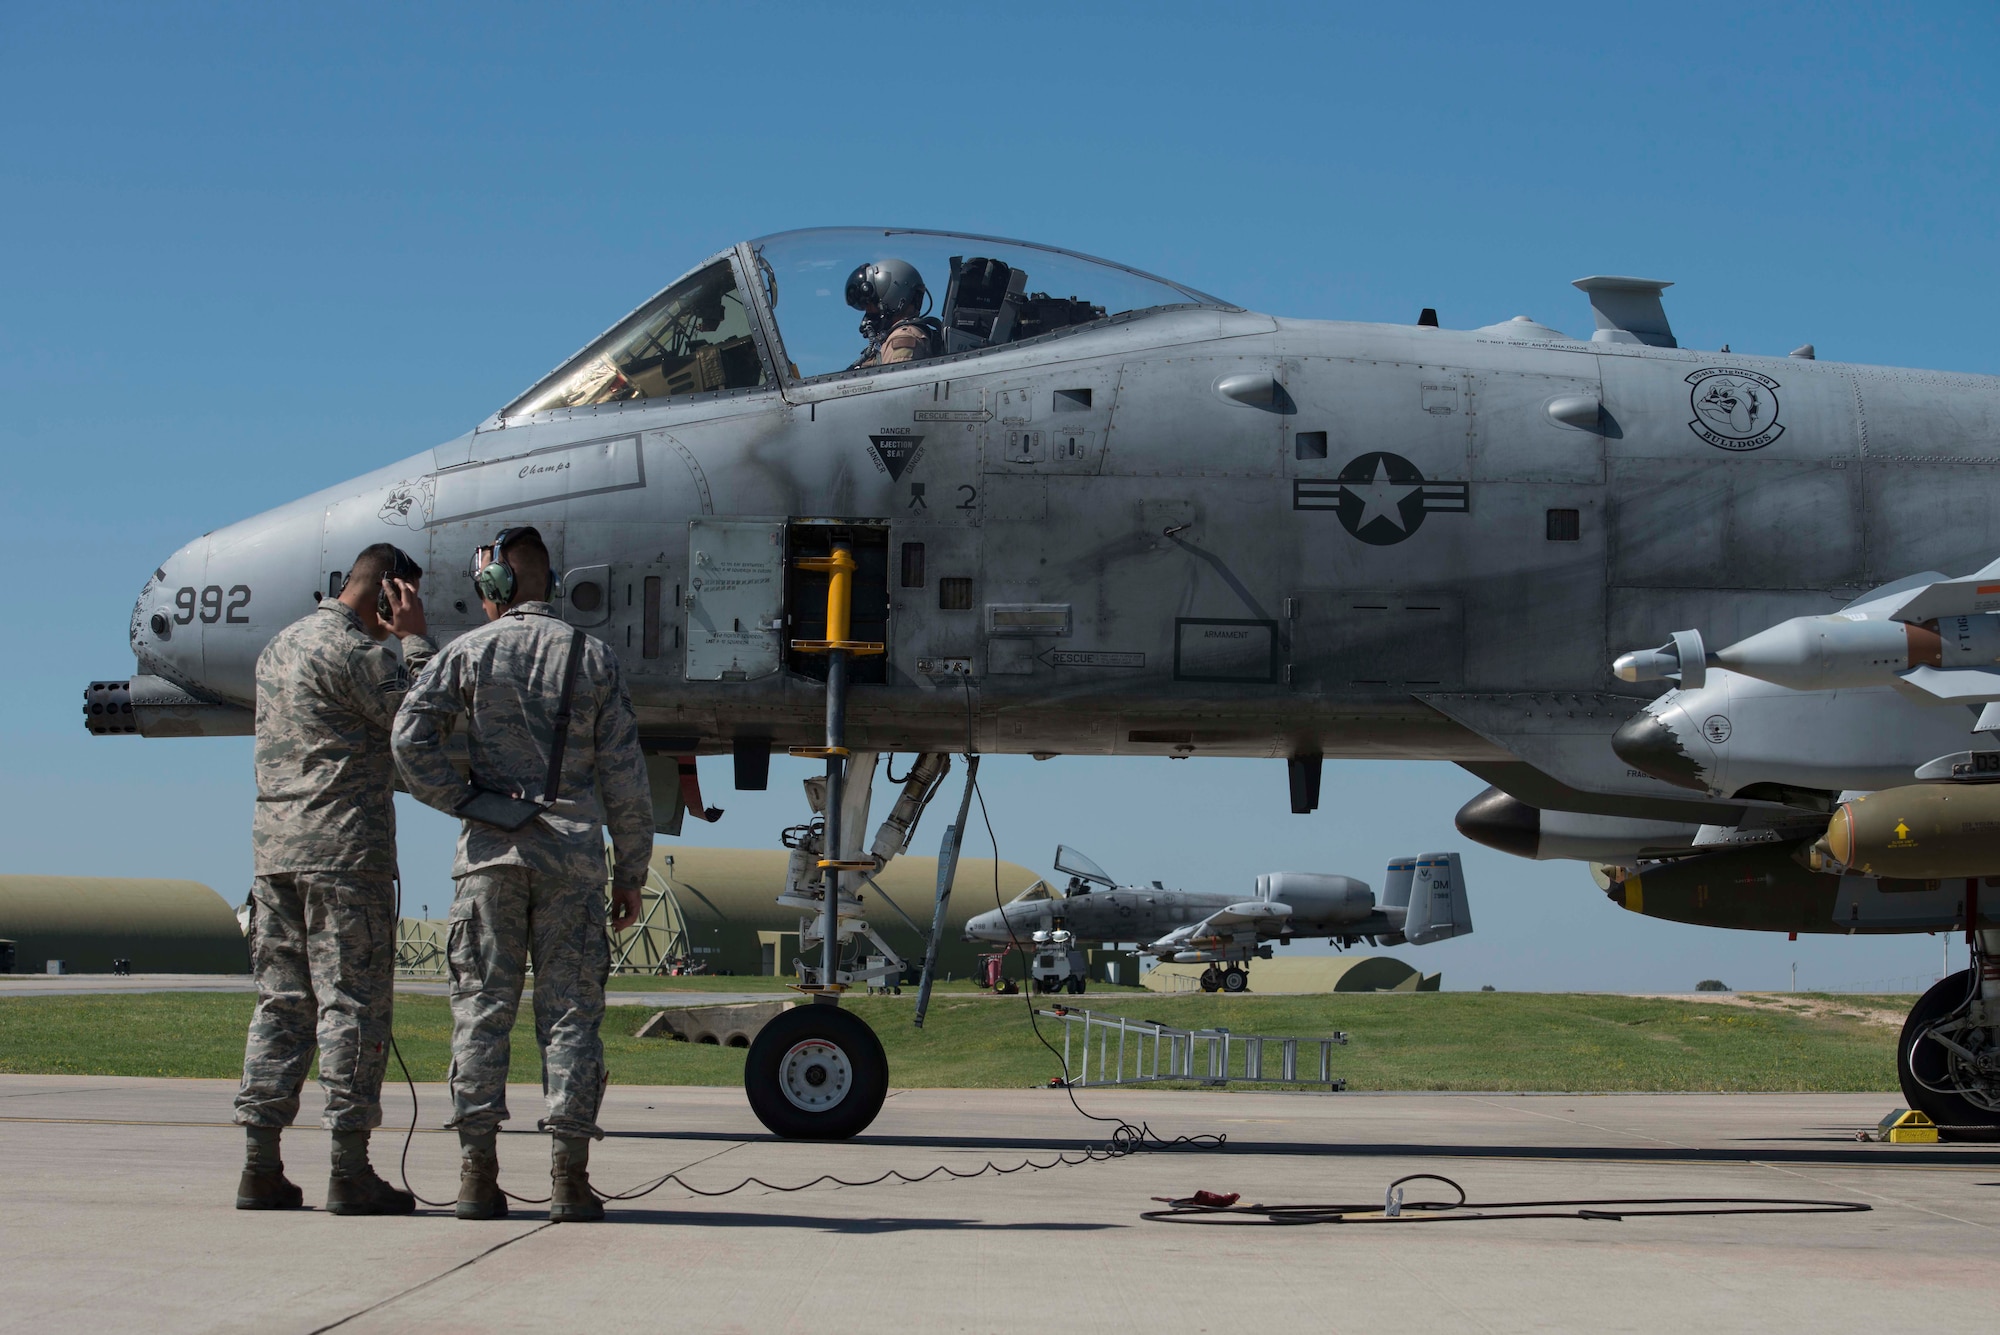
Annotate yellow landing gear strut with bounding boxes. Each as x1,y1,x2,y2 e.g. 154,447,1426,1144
745,540,892,1139
786,543,884,990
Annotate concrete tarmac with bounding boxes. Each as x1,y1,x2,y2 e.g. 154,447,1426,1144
5,1077,1999,1334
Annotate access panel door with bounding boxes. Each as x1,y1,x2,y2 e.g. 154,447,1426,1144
685,519,786,681
559,523,682,679
1288,589,1466,695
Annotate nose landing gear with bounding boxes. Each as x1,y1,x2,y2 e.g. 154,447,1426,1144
744,1004,889,1140
741,535,968,1141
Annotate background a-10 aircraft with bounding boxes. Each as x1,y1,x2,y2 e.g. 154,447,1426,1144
80,223,2000,1136
963,846,1471,993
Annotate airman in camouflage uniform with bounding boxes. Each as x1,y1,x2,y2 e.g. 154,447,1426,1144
392,526,652,1223
234,543,433,1216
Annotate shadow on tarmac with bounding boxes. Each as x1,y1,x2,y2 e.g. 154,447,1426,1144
602,1127,2000,1168
582,1210,1121,1232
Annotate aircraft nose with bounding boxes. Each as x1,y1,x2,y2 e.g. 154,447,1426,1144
1611,704,1711,792
129,535,211,695
130,498,326,708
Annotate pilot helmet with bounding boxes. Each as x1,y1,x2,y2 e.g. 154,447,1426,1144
844,257,925,316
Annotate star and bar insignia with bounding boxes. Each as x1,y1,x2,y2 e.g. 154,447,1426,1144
1293,451,1469,545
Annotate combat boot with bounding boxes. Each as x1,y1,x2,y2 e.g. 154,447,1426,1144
456,1131,507,1221
235,1168,305,1210
326,1165,418,1216
326,1130,416,1216
236,1126,303,1210
549,1135,604,1223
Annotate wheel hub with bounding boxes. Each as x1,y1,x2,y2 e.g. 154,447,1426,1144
1928,1015,2000,1112
778,1038,852,1112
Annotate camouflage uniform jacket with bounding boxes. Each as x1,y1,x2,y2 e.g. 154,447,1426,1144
252,602,436,874
392,602,654,891
861,317,939,367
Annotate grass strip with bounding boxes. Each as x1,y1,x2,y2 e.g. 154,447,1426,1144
0,990,1903,1092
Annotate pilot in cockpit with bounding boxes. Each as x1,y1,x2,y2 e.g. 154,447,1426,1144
845,258,943,368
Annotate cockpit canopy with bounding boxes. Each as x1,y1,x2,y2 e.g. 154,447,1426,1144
1007,880,1056,905
750,228,1221,378
501,227,1225,421
1053,845,1115,887
506,258,768,418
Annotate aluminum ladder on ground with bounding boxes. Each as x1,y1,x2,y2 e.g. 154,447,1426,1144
1037,1007,1348,1090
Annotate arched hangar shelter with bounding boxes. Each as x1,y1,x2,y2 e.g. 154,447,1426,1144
0,876,248,974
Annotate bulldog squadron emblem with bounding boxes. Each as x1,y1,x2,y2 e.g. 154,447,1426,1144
376,477,435,529
1293,451,1470,545
1687,367,1784,451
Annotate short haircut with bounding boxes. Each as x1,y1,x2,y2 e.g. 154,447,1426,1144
502,529,551,585
345,543,423,590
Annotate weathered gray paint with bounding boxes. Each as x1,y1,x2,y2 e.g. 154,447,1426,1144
103,228,2000,830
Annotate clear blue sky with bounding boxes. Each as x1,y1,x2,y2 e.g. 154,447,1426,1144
3,2,1994,991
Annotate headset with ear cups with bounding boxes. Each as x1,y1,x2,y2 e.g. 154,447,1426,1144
472,526,561,606
338,545,424,621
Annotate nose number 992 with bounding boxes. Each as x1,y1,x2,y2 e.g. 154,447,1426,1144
171,584,252,625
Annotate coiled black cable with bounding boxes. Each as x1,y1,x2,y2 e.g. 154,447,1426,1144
1142,1172,1873,1225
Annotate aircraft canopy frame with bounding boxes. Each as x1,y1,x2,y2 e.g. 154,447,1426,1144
495,227,1231,425
1054,845,1116,888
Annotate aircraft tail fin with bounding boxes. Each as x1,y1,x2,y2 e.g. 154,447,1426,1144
1403,851,1473,945
1382,857,1417,912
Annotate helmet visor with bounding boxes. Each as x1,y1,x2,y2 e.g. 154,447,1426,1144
843,265,878,310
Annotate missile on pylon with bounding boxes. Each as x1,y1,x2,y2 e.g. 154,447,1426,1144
1613,617,1947,694
1711,616,1941,691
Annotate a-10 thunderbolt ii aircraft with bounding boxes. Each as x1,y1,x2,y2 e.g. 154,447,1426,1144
963,846,1471,993
82,224,2000,1137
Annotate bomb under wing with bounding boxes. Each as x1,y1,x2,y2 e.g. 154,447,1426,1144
1602,842,1983,935
1821,782,2000,880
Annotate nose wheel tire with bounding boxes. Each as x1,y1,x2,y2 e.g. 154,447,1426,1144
1898,969,2000,1141
1221,966,1249,993
744,1004,889,1140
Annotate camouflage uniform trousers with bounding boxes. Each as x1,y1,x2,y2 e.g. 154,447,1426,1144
444,866,611,1139
234,871,396,1132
